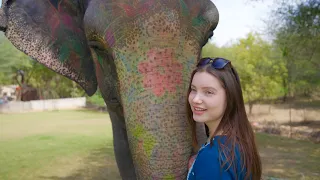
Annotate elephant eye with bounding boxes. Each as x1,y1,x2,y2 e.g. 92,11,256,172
88,41,105,51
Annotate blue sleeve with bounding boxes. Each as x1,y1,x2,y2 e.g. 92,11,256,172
191,146,246,180
193,151,234,180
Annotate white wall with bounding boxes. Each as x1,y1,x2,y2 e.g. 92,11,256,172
0,97,86,113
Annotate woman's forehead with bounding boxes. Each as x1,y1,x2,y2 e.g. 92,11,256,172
191,72,223,89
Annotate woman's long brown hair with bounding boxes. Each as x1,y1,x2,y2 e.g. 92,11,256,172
187,59,262,180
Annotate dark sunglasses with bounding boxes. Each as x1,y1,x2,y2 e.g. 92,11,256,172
197,57,240,82
197,57,230,69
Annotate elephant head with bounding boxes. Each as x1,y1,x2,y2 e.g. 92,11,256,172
0,0,219,179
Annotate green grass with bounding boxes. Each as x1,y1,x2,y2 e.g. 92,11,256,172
257,133,320,180
0,110,120,180
86,92,106,107
0,110,319,180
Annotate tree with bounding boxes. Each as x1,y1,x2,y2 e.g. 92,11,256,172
271,0,320,98
0,32,33,84
201,43,233,59
230,33,285,113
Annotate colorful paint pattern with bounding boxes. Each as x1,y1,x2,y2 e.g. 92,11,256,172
138,48,183,96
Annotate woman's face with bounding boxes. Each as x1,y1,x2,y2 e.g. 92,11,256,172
188,71,227,125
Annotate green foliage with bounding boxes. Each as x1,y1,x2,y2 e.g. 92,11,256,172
202,33,286,106
86,90,106,107
201,43,233,59
201,0,319,105
272,0,320,97
24,62,85,99
231,33,286,103
0,32,33,85
0,33,31,72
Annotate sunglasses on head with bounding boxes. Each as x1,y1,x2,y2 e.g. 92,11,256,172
197,57,240,83
197,57,230,69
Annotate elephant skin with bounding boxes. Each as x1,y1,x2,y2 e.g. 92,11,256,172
0,0,219,179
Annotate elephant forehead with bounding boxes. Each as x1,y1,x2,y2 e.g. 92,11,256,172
84,0,213,49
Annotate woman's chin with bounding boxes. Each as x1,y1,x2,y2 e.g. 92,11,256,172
193,115,206,123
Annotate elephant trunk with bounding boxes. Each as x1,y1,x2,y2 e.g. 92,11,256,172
115,50,195,179
124,94,192,179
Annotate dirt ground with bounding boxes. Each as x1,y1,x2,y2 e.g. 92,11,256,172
246,104,320,124
245,99,320,142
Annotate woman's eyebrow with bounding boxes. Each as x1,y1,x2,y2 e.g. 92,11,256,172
191,85,217,91
202,86,217,92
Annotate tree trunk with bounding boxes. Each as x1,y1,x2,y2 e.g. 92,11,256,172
289,103,292,138
282,77,288,102
268,105,272,113
249,102,254,114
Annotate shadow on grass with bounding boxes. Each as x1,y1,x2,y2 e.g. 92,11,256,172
39,147,121,180
272,99,320,110
257,133,320,179
281,120,320,128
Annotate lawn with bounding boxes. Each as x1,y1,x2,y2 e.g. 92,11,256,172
0,110,319,180
257,133,320,180
0,110,120,180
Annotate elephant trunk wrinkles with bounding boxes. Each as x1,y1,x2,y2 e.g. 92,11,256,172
113,34,201,179
115,48,195,180
113,45,197,178
124,94,192,179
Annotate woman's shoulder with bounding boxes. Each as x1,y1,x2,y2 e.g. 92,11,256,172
188,136,238,179
202,135,228,150
194,136,228,167
198,135,243,163
199,136,246,179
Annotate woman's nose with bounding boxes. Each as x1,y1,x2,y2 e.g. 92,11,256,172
192,93,202,104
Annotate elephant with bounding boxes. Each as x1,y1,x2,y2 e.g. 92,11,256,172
0,0,219,179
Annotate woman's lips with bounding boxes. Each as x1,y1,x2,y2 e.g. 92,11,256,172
193,107,206,115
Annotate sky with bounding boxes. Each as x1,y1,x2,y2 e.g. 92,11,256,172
0,0,274,47
210,0,275,47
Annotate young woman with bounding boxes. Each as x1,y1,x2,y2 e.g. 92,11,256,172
187,57,262,180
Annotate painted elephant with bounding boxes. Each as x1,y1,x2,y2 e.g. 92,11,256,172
0,0,219,179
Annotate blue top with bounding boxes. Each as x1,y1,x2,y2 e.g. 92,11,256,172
187,136,247,180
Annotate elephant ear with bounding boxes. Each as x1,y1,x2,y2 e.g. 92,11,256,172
0,0,97,96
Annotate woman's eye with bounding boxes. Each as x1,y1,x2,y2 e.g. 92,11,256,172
206,91,214,95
